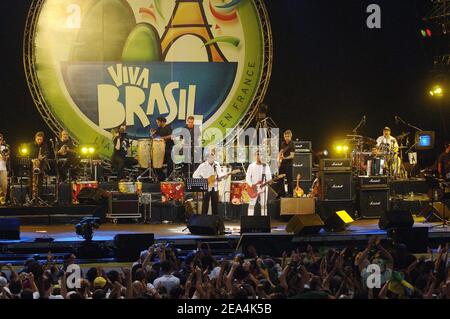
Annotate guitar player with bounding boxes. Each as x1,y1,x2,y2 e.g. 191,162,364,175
193,148,224,215
279,130,295,197
246,150,273,216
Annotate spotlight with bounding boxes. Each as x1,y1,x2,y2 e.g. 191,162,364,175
19,145,29,157
80,145,96,157
334,142,349,155
429,85,444,98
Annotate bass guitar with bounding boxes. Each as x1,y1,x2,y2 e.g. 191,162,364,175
247,174,286,199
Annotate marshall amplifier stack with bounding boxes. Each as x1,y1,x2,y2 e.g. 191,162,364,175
358,176,390,218
319,159,353,201
292,141,313,183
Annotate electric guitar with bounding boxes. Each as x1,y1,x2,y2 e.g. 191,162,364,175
247,174,286,199
207,169,240,188
294,174,304,197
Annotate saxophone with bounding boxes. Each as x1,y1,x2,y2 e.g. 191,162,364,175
31,147,42,200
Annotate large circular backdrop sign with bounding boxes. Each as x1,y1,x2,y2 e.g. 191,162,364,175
25,0,272,158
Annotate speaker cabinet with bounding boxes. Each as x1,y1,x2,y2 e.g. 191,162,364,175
114,233,155,262
286,214,324,235
187,215,225,236
359,188,389,219
319,172,353,201
379,210,414,230
0,218,20,240
240,216,271,233
292,153,313,181
280,197,315,215
323,210,354,232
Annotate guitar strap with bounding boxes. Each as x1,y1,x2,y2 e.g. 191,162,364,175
262,163,267,183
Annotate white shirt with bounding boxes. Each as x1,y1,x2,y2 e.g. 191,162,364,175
0,145,7,171
246,162,272,187
376,135,398,153
193,161,224,191
153,274,180,293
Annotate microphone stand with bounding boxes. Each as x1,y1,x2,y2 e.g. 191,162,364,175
351,116,366,134
396,116,423,132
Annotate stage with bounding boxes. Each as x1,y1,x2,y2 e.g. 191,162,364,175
1,218,449,265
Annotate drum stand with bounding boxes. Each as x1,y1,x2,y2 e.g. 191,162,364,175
137,160,158,183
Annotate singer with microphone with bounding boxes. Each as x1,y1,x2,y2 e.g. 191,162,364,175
55,130,78,182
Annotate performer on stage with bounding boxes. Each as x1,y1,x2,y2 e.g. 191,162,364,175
438,142,450,180
55,130,78,182
151,117,174,181
29,132,49,201
376,127,399,154
376,127,400,176
0,133,9,205
246,150,272,216
278,130,295,197
29,131,49,165
112,125,137,181
184,115,201,177
193,148,224,215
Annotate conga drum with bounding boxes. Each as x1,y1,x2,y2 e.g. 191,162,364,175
137,139,152,168
152,138,165,169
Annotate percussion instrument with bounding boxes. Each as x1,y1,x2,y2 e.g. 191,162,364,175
230,181,250,205
160,181,185,202
152,138,165,169
118,181,142,194
137,139,152,168
72,181,98,204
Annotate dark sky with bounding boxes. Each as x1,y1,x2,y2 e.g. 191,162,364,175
0,0,449,164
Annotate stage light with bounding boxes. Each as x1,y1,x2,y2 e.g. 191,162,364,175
81,147,88,155
426,28,432,37
19,145,29,157
429,85,444,97
88,147,95,154
334,142,349,155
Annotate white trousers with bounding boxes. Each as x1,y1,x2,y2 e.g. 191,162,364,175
0,170,7,199
248,189,268,216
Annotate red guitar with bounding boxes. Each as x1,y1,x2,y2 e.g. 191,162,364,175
246,174,286,199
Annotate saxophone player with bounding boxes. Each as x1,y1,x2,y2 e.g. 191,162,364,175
29,132,49,201
0,133,9,205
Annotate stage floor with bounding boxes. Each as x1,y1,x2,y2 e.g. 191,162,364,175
4,218,449,244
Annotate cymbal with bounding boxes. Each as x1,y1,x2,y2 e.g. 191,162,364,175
346,134,363,139
397,132,410,140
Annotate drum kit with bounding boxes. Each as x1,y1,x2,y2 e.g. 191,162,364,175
347,133,408,179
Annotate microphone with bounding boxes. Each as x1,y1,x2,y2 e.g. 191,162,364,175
395,116,399,124
363,115,366,123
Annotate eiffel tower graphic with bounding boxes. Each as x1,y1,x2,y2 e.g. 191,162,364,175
161,0,228,62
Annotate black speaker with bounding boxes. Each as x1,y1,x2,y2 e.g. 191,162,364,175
187,215,225,236
240,216,271,233
0,218,20,240
319,172,353,201
323,210,354,232
292,153,313,181
114,233,155,262
78,188,109,204
286,214,324,235
359,188,389,218
379,210,414,230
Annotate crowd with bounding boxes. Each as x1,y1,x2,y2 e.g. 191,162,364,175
0,237,448,299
